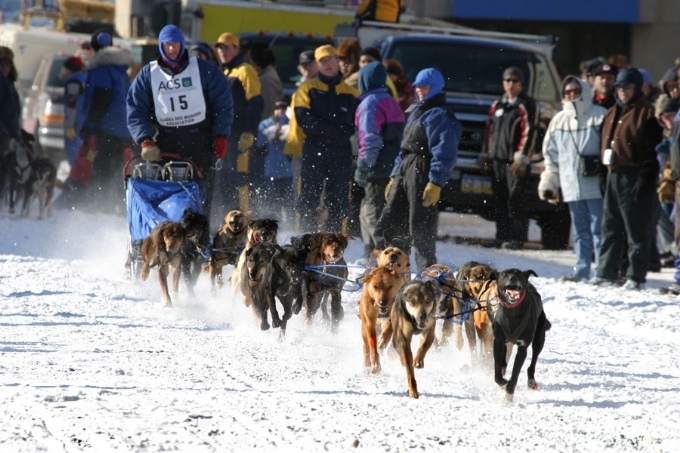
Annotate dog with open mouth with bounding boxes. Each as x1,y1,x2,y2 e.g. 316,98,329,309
358,265,402,373
208,209,248,288
179,208,209,297
490,268,551,402
391,280,437,398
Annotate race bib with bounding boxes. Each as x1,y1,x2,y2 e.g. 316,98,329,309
150,56,206,127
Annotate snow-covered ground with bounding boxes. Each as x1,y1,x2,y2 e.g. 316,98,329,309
1,205,679,452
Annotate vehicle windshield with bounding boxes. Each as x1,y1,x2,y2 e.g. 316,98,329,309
240,35,334,87
389,41,559,103
46,58,66,88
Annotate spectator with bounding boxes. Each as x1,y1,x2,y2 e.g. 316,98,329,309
592,63,618,110
581,57,605,87
61,56,86,166
374,68,461,271
77,29,134,212
484,66,539,249
337,38,361,89
664,102,680,294
247,42,283,121
355,0,401,23
286,45,359,232
0,46,20,154
189,42,219,66
590,68,663,290
76,42,95,65
126,24,233,226
354,61,405,262
538,77,606,282
660,66,679,100
358,46,398,99
256,100,294,228
638,68,658,103
296,50,317,86
384,58,414,113
214,32,264,216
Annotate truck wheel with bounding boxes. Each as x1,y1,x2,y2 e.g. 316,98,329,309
537,206,571,250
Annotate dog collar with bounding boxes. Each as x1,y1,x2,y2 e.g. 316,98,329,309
499,289,526,308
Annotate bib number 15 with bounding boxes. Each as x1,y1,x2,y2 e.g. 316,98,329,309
169,95,188,111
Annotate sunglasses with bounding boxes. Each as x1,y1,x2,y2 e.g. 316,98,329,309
504,78,521,84
564,88,582,96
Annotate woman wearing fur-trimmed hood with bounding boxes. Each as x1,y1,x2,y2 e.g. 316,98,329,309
538,76,606,282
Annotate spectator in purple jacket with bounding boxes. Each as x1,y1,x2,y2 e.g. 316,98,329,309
354,61,405,262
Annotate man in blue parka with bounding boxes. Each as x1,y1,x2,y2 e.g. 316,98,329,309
127,24,234,225
374,68,461,271
79,29,133,211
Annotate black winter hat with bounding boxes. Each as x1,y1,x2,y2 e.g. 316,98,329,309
614,67,643,91
593,63,618,77
359,46,382,62
661,97,680,115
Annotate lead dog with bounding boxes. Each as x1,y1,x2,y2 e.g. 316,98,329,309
262,245,307,338
391,280,437,399
241,242,279,329
490,268,551,402
231,218,279,297
140,221,187,307
455,261,499,361
358,266,402,373
179,208,209,296
208,209,249,288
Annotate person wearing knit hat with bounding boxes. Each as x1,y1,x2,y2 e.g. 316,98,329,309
189,42,218,66
485,65,539,250
590,67,663,290
60,55,87,165
71,26,133,212
213,30,264,214
356,46,398,100
0,45,21,155
127,24,234,228
374,67,461,271
286,43,359,233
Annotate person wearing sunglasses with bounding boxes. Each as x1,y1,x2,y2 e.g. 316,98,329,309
484,66,539,250
589,68,663,290
538,77,607,283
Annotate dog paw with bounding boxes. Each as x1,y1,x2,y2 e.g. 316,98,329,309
495,377,508,387
527,379,538,390
370,364,381,374
504,392,514,403
413,358,424,369
292,301,302,315
408,389,419,399
271,317,281,328
260,320,270,331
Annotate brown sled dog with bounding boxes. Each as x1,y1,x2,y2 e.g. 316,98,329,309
140,221,187,307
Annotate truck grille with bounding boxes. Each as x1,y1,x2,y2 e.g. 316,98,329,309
458,119,486,153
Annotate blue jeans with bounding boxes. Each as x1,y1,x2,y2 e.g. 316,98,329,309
568,198,604,280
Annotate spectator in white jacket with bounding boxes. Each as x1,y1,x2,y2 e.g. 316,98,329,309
538,76,607,282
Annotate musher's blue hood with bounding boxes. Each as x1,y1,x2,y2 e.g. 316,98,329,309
413,68,445,101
